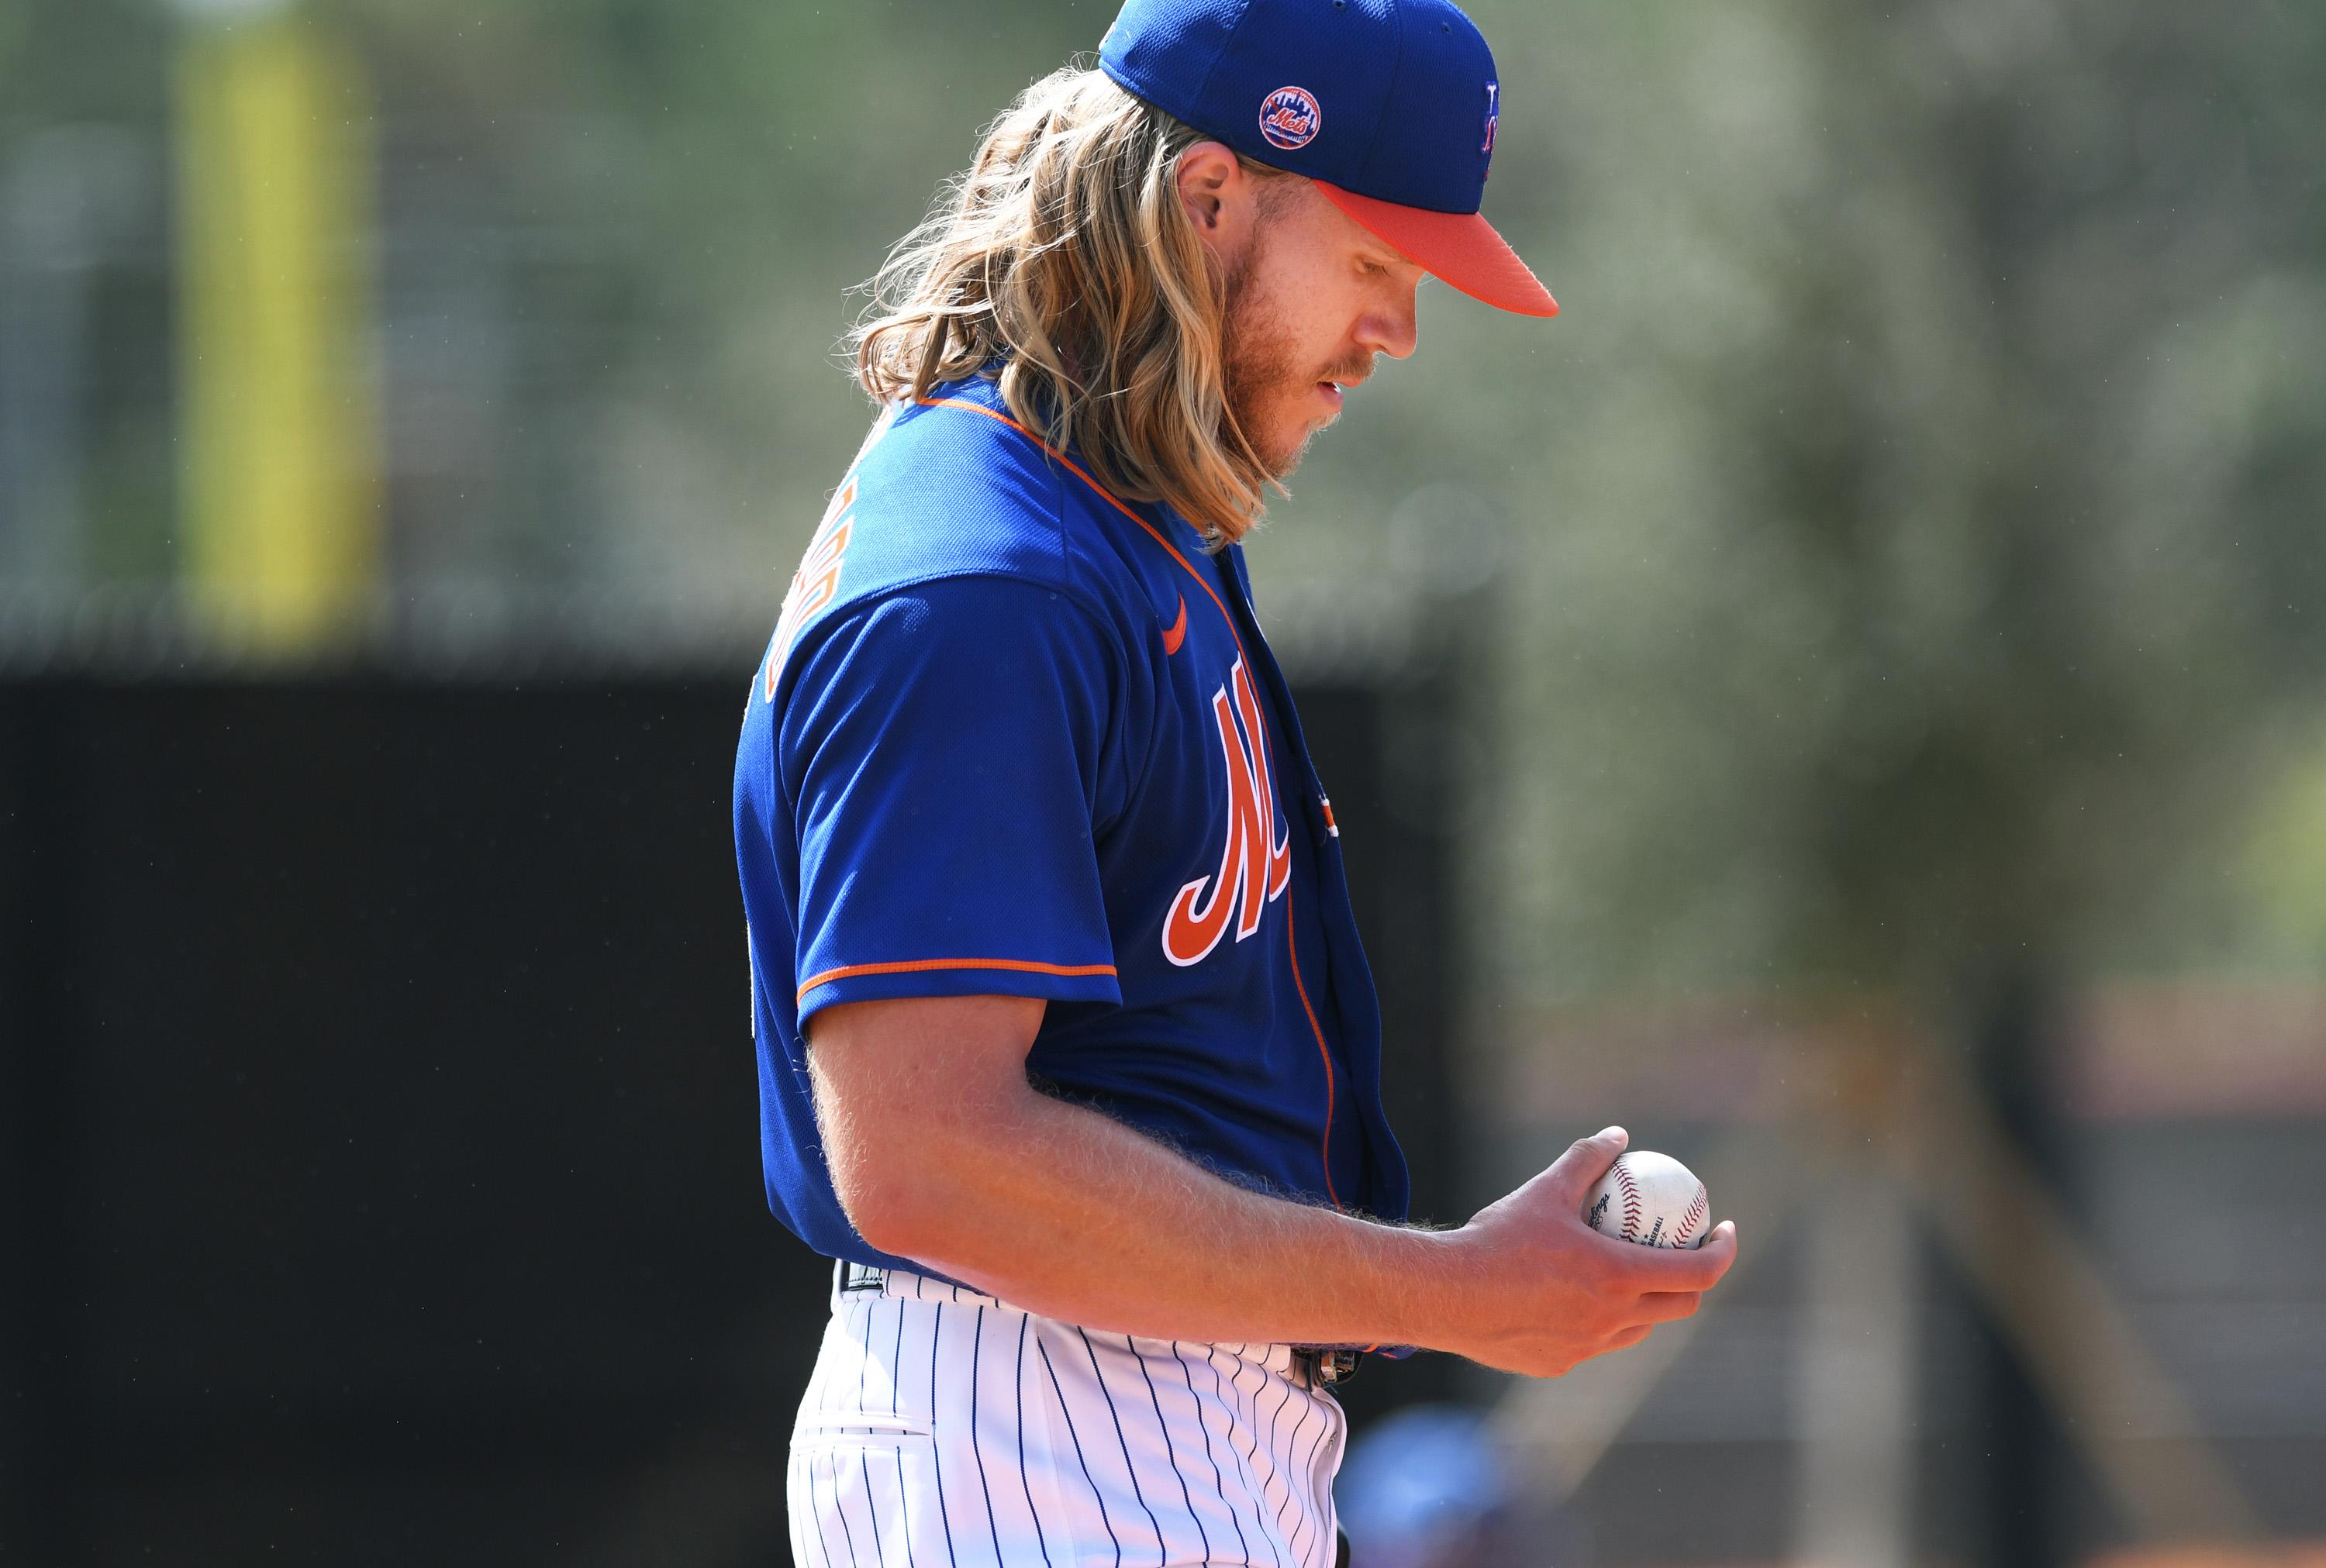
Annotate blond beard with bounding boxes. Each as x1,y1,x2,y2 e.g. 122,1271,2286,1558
1219,242,1309,481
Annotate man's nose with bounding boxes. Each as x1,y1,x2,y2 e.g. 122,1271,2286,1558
1360,287,1420,360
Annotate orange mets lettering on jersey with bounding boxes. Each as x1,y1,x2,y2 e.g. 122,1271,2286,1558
764,478,858,701
1162,658,1292,967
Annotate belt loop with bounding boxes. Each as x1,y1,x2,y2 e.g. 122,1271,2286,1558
1292,1346,1362,1387
837,1260,888,1296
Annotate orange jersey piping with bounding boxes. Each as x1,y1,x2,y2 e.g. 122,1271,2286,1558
797,956,1118,1004
1283,887,1343,1210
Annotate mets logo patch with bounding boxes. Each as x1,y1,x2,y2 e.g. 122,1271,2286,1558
1258,86,1322,151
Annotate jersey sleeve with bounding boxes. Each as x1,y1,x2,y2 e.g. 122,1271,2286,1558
780,572,1126,1024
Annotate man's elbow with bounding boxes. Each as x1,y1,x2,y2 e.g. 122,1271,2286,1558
806,992,1048,1258
829,1135,962,1260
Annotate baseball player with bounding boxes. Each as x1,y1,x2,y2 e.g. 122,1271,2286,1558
732,1,1739,1563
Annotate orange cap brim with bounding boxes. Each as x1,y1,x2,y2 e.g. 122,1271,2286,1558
1314,181,1558,319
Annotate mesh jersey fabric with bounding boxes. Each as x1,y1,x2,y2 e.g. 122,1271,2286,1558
733,373,1411,1275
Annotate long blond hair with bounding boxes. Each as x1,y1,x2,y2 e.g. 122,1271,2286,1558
848,66,1288,546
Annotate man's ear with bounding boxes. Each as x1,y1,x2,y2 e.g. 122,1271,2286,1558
1175,141,1250,257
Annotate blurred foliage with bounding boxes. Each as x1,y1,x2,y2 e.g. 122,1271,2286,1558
1434,0,2326,1011
2243,735,2326,968
3,0,2322,1016
328,0,1103,598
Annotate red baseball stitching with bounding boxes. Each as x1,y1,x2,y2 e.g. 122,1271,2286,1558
1613,1162,1644,1241
1679,1184,1709,1246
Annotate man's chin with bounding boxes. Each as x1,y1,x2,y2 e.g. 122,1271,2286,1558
1272,416,1331,480
1254,406,1334,481
1224,395,1326,481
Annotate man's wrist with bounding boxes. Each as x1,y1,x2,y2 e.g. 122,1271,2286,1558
1334,1211,1475,1355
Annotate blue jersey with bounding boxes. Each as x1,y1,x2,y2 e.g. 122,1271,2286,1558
733,372,1410,1274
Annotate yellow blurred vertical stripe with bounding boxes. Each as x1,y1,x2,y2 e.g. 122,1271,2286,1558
175,12,380,653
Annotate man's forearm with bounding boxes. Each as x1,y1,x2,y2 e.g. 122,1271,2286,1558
811,994,1736,1377
851,1081,1466,1349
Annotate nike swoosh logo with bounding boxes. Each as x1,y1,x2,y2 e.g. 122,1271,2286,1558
1161,594,1188,655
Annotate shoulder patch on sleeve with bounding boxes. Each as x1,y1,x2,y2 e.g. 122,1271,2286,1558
764,476,860,701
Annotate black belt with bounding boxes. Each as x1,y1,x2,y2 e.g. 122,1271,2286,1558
834,1262,1364,1385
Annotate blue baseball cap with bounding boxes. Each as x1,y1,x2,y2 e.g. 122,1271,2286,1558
1098,0,1558,317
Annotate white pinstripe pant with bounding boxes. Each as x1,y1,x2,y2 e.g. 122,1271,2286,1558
788,1264,1349,1568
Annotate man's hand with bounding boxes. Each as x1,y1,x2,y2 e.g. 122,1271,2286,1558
1431,1127,1738,1377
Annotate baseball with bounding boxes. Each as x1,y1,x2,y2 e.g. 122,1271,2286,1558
1583,1150,1711,1249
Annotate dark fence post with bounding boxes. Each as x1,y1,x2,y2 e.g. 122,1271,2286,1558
1971,964,2079,1568
0,684,86,1563
1289,598,1478,1428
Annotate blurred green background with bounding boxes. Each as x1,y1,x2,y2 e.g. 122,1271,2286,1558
3,0,2322,1563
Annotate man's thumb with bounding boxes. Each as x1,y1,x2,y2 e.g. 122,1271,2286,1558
1539,1125,1630,1205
